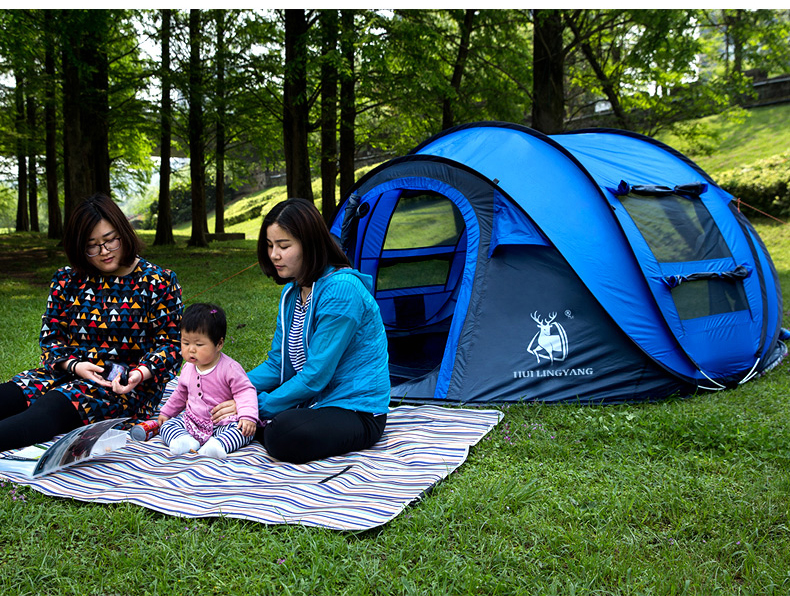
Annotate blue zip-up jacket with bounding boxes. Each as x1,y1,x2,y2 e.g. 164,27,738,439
248,267,390,418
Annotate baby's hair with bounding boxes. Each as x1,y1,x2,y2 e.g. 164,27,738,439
181,303,227,346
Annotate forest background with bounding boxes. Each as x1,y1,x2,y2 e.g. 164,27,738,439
1,8,790,243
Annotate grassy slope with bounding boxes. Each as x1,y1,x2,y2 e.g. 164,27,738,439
656,103,790,176
174,162,385,240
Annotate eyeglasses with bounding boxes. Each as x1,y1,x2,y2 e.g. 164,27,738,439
85,237,121,257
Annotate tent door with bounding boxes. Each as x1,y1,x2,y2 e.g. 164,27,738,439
358,189,469,384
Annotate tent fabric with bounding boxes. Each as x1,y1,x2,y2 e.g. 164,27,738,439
489,192,550,257
331,121,784,404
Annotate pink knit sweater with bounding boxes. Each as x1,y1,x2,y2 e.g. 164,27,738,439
160,353,259,425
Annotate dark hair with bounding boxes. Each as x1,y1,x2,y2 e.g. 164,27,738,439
181,303,226,346
63,193,143,276
257,198,350,286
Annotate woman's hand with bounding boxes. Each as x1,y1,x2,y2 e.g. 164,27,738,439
238,419,257,437
112,366,150,395
74,361,112,388
211,400,237,424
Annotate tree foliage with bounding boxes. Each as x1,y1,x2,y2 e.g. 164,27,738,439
0,8,788,232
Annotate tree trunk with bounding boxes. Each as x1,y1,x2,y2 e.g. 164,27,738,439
531,9,565,134
731,9,744,75
154,8,175,246
27,94,39,232
283,9,314,201
62,38,87,219
441,9,475,131
320,9,339,225
44,10,62,240
15,72,29,232
215,10,226,235
61,11,111,216
91,37,111,197
188,8,208,247
62,40,73,223
338,9,356,200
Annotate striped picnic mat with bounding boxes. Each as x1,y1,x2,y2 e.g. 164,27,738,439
0,404,502,531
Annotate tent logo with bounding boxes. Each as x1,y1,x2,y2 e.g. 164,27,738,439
527,311,569,364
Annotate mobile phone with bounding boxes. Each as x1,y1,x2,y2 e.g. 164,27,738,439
102,362,129,385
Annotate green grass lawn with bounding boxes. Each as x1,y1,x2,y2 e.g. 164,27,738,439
1,219,789,595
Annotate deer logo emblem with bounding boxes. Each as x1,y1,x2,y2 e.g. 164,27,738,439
527,311,568,364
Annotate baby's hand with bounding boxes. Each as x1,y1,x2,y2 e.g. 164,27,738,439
157,414,170,426
238,419,256,437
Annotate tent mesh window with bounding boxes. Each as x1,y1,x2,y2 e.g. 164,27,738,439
670,278,749,320
619,193,729,262
383,192,464,249
377,191,464,291
619,192,748,319
378,256,453,291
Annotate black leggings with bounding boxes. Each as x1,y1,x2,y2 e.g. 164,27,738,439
257,407,387,464
0,382,84,452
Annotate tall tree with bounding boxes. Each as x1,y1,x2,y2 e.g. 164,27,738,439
723,9,746,76
283,9,314,201
441,9,476,130
338,9,356,200
565,12,629,129
319,9,339,224
154,8,175,246
44,9,62,240
372,10,532,152
214,9,227,235
187,8,208,247
61,9,112,218
14,71,29,232
702,9,790,79
234,10,296,186
564,10,709,135
531,10,566,134
26,93,39,232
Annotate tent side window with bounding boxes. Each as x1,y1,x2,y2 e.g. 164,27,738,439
618,192,748,320
670,278,749,320
618,193,730,262
377,192,465,291
383,192,464,250
377,256,453,291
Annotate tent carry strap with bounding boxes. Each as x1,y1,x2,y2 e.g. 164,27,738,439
611,180,708,198
340,192,370,262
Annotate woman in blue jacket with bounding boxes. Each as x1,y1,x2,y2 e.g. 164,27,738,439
213,198,390,463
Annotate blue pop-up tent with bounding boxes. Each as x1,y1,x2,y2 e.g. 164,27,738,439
330,122,785,404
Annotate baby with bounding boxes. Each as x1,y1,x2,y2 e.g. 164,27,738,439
158,303,258,458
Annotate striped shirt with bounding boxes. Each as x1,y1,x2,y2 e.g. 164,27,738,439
288,290,312,372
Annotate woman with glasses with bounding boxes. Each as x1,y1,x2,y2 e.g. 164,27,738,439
0,193,183,452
